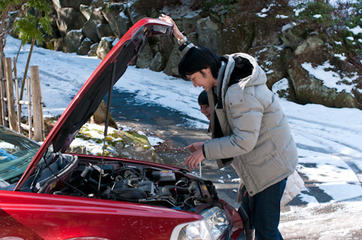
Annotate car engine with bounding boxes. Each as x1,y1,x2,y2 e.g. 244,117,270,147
25,153,219,211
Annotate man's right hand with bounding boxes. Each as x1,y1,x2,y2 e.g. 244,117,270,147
184,141,204,153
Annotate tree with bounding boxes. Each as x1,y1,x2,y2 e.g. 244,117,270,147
13,0,52,100
0,0,25,59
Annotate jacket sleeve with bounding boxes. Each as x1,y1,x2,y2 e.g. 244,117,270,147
203,90,264,160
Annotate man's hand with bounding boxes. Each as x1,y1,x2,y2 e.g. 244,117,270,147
184,142,205,170
184,141,204,153
158,14,184,41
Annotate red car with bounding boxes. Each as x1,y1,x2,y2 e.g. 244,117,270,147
0,18,245,240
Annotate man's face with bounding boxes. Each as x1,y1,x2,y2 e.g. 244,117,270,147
200,104,210,120
187,68,217,91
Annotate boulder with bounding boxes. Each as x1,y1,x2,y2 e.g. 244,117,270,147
163,44,183,76
77,38,93,55
182,11,201,35
82,20,99,43
63,30,83,53
295,36,324,56
79,4,93,20
88,43,98,57
126,0,148,25
90,100,118,129
286,34,357,108
96,23,113,39
150,52,165,72
288,64,356,108
47,38,64,51
96,37,113,59
54,7,86,36
102,3,130,37
81,8,106,42
136,43,153,69
196,17,219,52
281,24,307,50
52,0,92,9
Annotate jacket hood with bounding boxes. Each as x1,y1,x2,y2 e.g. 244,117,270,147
15,18,173,190
226,53,267,88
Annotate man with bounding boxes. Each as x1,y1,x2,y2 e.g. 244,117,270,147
198,90,211,121
160,15,298,240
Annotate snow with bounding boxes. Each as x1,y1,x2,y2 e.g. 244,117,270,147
301,61,358,93
276,15,288,19
272,78,289,93
281,22,296,32
347,25,362,35
334,53,346,61
148,136,165,146
4,36,362,236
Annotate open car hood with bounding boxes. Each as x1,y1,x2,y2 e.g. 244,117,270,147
15,18,173,190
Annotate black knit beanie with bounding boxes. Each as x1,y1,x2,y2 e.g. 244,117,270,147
198,90,209,106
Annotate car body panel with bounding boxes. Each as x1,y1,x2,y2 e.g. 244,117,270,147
0,190,201,239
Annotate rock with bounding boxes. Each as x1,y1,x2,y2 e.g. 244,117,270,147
63,30,83,53
82,20,99,43
163,44,183,76
90,100,118,129
288,60,356,108
45,38,64,51
181,11,201,35
150,52,165,72
96,23,113,39
280,25,306,50
69,145,87,154
136,43,153,69
91,7,106,23
82,8,106,42
52,0,92,9
79,4,92,20
196,16,219,52
53,7,86,36
96,37,113,59
77,38,93,55
88,43,98,56
126,0,148,25
102,3,130,37
286,33,357,108
295,36,324,55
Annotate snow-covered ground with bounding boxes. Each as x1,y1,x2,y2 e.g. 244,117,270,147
4,36,362,237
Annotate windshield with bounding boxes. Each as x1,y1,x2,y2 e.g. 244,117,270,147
0,126,40,186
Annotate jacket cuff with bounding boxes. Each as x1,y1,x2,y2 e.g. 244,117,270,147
178,41,195,56
202,144,206,159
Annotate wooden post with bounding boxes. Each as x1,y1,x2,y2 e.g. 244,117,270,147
27,77,32,139
31,66,43,141
0,57,5,125
5,57,17,130
13,57,21,132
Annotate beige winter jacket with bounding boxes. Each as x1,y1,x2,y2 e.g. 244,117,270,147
203,53,298,196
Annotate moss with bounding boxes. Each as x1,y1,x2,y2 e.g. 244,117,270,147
121,131,150,146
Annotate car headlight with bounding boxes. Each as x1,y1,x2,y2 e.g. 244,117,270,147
171,207,230,240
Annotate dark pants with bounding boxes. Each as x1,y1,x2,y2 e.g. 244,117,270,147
240,178,287,240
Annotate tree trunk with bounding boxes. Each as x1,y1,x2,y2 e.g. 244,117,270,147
20,38,35,100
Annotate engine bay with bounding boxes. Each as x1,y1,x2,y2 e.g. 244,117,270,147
23,153,219,211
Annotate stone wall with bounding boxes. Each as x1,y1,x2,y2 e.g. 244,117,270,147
19,0,361,109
